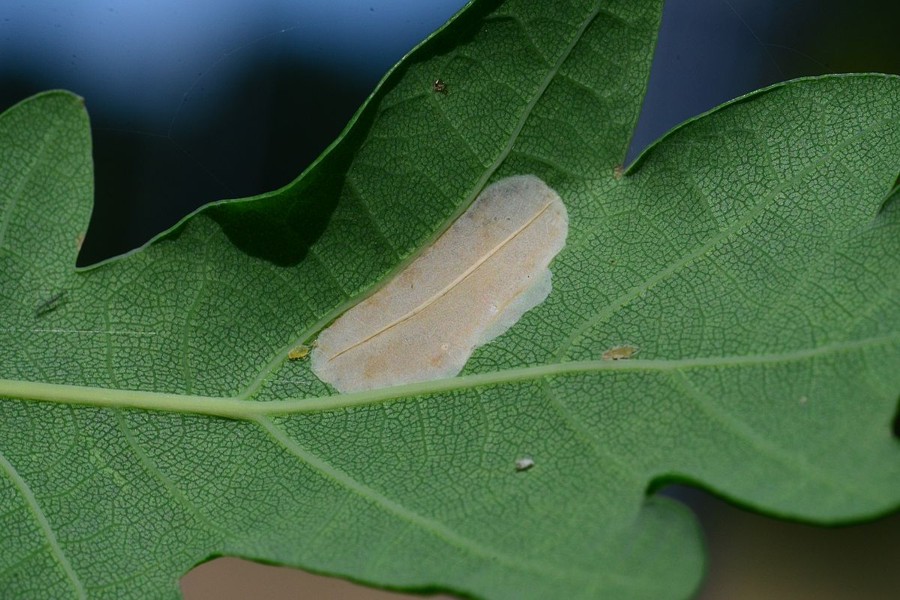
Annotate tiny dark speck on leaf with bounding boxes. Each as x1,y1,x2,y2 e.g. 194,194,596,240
432,79,448,95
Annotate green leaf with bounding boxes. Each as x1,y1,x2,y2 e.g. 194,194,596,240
2,1,899,599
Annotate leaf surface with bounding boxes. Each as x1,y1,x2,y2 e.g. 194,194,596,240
1,1,899,599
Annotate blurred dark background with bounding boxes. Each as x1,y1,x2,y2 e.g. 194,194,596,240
2,1,899,598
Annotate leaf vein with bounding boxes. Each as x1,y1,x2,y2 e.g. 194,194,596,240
254,415,596,582
0,449,86,598
555,114,898,359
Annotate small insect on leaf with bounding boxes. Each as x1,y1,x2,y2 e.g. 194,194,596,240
34,291,66,317
601,344,639,361
432,79,448,95
515,457,535,472
287,344,310,361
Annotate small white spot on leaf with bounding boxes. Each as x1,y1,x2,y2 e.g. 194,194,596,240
515,457,535,472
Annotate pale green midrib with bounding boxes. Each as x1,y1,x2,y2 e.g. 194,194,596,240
237,3,606,402
0,452,86,598
0,335,894,420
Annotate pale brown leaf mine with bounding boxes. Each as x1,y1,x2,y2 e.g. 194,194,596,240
311,175,568,393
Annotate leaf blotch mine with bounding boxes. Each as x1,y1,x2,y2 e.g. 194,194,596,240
311,175,568,393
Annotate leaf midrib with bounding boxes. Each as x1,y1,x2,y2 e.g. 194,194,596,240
0,334,894,420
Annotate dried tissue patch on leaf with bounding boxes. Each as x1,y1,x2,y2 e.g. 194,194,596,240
311,175,568,393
